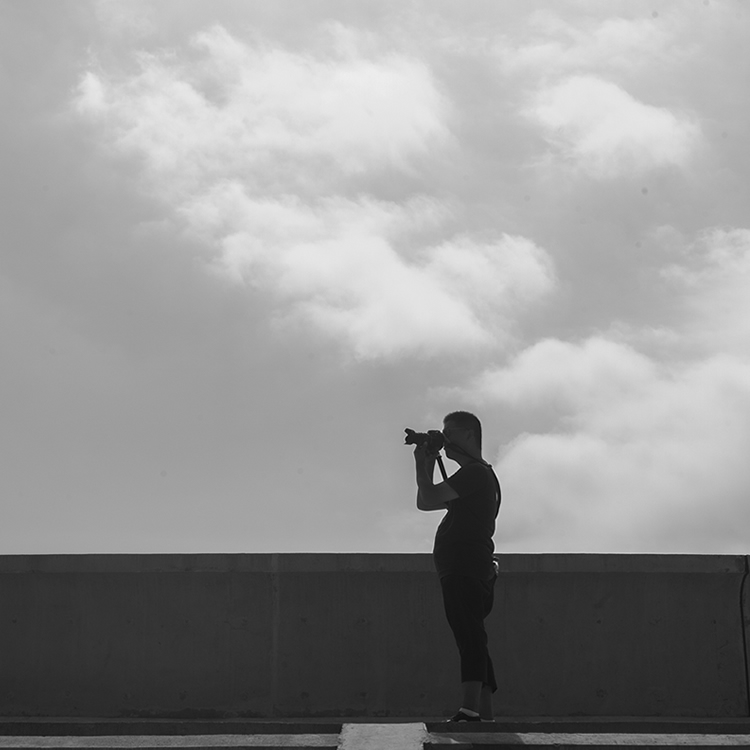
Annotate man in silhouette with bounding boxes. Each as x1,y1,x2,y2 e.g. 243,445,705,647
414,410,501,722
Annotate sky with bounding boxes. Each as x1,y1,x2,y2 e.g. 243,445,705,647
2,0,749,555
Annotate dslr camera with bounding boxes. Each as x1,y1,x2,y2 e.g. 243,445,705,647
404,428,444,452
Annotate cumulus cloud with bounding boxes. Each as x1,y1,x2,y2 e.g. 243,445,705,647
482,341,750,552
463,220,750,552
74,23,556,360
424,235,556,321
662,228,750,356
76,24,450,197
497,12,674,76
472,337,657,413
526,75,700,178
184,186,554,359
486,10,702,179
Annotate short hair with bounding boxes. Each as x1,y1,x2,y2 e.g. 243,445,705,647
443,410,482,450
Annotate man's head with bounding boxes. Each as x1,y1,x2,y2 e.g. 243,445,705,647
442,410,482,462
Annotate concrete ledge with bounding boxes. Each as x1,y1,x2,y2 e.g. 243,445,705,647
0,722,344,737
2,554,748,718
0,738,339,749
6,723,750,750
426,733,750,748
428,719,750,734
0,553,745,574
4,719,750,736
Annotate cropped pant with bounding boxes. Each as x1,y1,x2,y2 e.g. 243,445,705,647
439,574,498,693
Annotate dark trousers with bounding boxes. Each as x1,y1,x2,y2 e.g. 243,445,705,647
440,574,498,693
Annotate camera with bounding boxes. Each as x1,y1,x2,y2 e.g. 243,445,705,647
404,428,444,452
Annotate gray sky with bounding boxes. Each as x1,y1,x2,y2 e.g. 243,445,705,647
2,0,749,554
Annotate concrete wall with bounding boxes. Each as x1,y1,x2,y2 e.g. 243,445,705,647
1,553,748,718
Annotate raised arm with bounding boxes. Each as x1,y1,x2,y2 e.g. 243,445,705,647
414,444,459,511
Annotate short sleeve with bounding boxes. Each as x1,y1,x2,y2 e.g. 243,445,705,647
445,463,488,499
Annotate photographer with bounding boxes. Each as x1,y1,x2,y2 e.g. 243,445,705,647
412,411,501,723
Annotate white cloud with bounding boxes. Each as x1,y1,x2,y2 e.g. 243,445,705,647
75,24,450,198
662,228,750,356
74,23,557,361
498,12,674,76
274,224,490,360
526,75,700,178
184,187,555,360
470,222,750,552
424,235,556,325
494,352,750,552
473,336,657,412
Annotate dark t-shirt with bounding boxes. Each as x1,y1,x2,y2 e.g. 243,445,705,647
432,462,501,580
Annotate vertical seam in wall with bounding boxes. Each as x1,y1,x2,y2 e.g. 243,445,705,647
740,555,750,718
271,553,280,718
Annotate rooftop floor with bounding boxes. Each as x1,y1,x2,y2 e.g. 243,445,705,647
3,718,750,750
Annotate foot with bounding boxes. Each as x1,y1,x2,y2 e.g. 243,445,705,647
446,709,482,723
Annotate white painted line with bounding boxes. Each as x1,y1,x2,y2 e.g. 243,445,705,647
339,723,429,750
0,736,340,748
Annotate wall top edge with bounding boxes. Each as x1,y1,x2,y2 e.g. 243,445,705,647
0,552,746,574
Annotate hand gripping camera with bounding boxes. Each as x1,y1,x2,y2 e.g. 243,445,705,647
404,428,448,480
